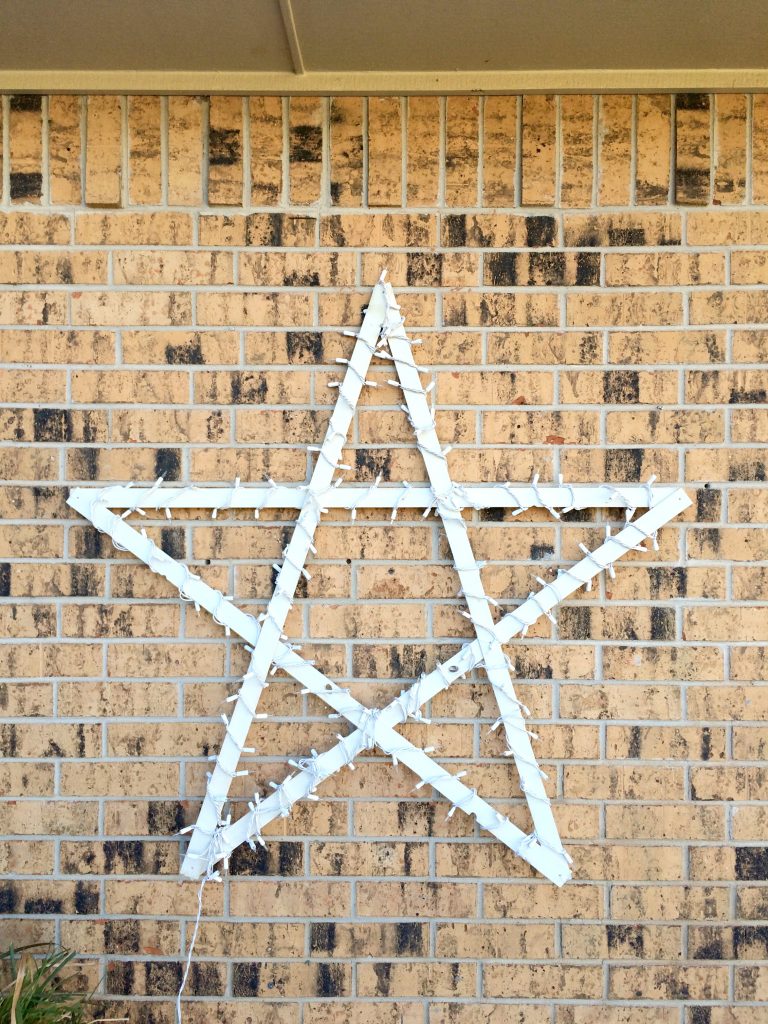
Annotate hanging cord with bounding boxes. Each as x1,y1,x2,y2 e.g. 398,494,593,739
175,822,227,1024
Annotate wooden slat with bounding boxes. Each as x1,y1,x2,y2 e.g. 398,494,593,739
48,95,82,205
329,97,363,206
714,93,747,205
560,94,594,208
636,94,672,204
208,95,243,206
249,96,283,205
168,96,203,206
521,94,556,206
128,95,161,205
289,97,323,205
482,95,517,207
406,96,439,206
445,96,479,206
10,94,43,204
598,94,632,206
368,97,402,207
85,95,122,207
752,94,768,205
675,93,711,205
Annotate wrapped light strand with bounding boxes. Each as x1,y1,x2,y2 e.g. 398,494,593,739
66,276,692,895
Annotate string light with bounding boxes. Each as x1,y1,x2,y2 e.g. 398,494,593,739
66,277,692,901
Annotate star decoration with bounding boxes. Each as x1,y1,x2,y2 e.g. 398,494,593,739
68,274,691,888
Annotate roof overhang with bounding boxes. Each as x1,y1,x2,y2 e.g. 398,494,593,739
2,0,767,94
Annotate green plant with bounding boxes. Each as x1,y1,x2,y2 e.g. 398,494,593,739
0,946,124,1024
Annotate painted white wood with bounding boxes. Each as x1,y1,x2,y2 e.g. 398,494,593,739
69,482,678,513
67,276,692,887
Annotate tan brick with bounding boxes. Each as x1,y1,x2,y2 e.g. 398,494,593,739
675,94,711,204
714,93,747,204
444,292,559,328
321,213,436,247
231,880,350,918
406,97,439,206
636,94,672,203
48,95,82,204
560,95,594,207
691,290,768,325
307,1005,419,1024
612,884,730,921
106,642,224,679
689,685,768,720
0,369,66,403
483,95,517,206
0,799,98,835
487,407,602,444
0,250,107,285
239,251,356,288
564,765,684,800
0,328,114,363
521,95,556,206
0,291,66,326
75,212,192,245
320,288,434,327
85,95,122,207
443,213,557,248
445,96,479,206
685,607,768,642
560,684,681,720
61,917,179,956
250,96,283,205
114,250,233,285
611,965,727,1000
688,210,768,244
488,331,601,365
10,94,43,204
128,95,161,204
289,97,323,205
605,251,724,287
330,97,363,207
606,409,723,444
71,369,189,403
197,291,311,327
565,212,681,246
607,725,726,761
358,961,474,997
357,881,475,918
434,1008,547,1024
567,291,683,328
0,840,55,874
606,804,724,840
486,963,603,999
485,250,600,287
72,290,191,327
436,922,554,959
598,95,632,206
168,96,204,205
485,883,601,919
608,330,725,365
0,212,69,244
561,368,678,404
208,95,243,205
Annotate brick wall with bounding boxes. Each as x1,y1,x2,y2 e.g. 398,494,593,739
1,92,767,1022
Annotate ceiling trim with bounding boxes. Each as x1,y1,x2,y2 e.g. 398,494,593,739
0,68,767,94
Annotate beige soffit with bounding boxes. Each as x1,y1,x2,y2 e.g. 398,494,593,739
1,0,767,93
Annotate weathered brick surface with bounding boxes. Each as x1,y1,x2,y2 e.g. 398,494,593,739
0,91,767,1019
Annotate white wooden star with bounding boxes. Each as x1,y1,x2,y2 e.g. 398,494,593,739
68,275,691,887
